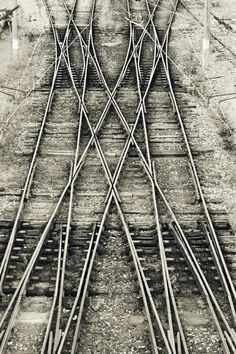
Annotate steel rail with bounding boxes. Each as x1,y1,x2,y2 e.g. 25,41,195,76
114,3,236,352
103,32,174,210
69,223,98,354
55,2,162,352
93,2,170,351
83,38,192,340
52,31,74,354
0,0,195,338
130,14,180,352
0,0,135,349
131,1,188,352
34,31,169,282
0,166,74,351
56,191,157,353
53,4,92,350
139,2,235,350
56,6,168,194
0,12,139,338
148,0,232,350
1,1,228,352
115,197,173,354
33,85,236,352
147,2,236,325
66,12,184,338
0,3,188,352
168,220,236,347
40,21,75,354
59,0,122,202
144,6,188,353
179,0,236,58
166,37,236,323
133,0,236,330
132,10,173,343
38,0,94,351
42,1,97,351
61,100,187,353
0,0,76,293
105,30,165,353
73,34,160,354
56,221,98,354
68,204,164,353
62,0,161,129
144,160,234,354
0,0,73,345
59,0,170,208
169,222,231,354
56,116,165,351
54,0,180,352
0,1,80,349
41,225,63,354
66,19,170,205
66,0,181,350
134,0,178,113
131,0,158,98
0,2,234,354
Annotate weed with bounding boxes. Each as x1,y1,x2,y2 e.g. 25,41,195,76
219,127,236,151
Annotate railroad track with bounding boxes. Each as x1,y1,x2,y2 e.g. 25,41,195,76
141,0,236,352
0,0,84,350
0,0,235,353
179,0,236,60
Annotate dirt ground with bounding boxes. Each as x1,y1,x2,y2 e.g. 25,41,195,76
0,0,235,224
0,1,235,353
170,0,236,231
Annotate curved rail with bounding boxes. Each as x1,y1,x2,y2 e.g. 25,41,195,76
40,1,81,352
0,0,80,350
42,0,176,352
180,0,236,58
133,0,189,352
0,8,60,292
156,0,236,324
1,0,234,352
140,1,236,350
54,1,160,352
49,1,186,351
56,0,185,352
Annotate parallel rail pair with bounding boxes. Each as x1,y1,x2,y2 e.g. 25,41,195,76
0,0,235,353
